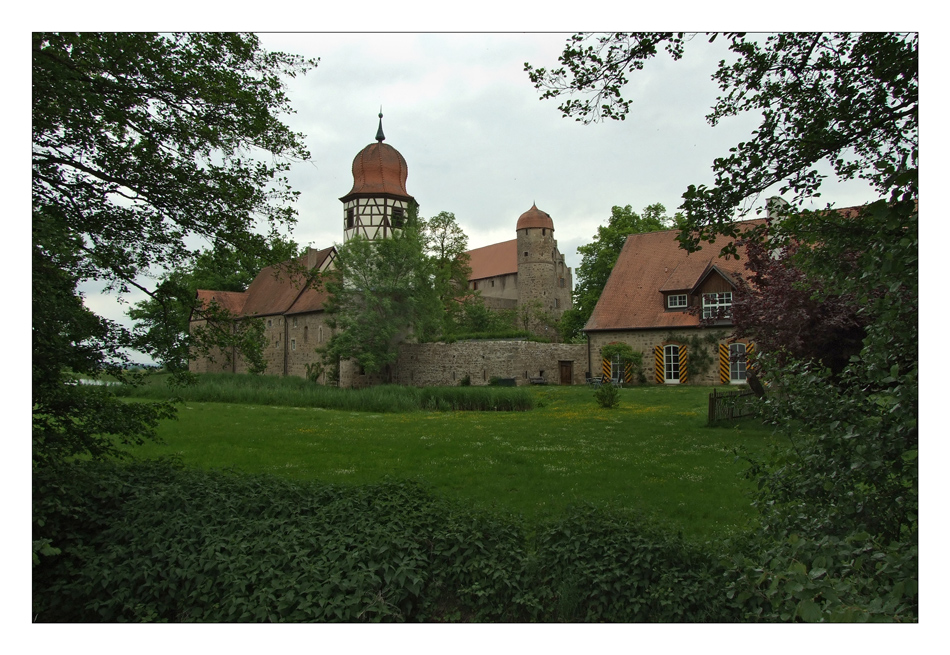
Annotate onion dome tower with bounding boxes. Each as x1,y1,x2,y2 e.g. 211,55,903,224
516,203,567,329
339,112,415,242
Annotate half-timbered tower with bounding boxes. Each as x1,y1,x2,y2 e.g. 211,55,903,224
339,113,415,242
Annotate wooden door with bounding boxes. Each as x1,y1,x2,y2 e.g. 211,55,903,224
559,361,573,386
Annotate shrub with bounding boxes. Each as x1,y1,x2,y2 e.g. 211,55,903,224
33,460,737,623
593,382,620,408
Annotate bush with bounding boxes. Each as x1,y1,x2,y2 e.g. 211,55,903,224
593,382,620,408
33,459,737,623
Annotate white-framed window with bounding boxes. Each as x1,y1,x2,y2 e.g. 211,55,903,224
667,294,688,309
291,339,296,351
730,343,747,383
664,344,681,384
702,292,733,319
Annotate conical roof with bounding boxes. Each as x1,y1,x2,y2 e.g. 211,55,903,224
516,203,555,231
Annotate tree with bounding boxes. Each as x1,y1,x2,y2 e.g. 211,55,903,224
420,211,472,336
319,209,442,377
728,231,867,377
527,33,917,252
560,203,674,340
33,33,317,466
529,32,918,620
127,235,300,375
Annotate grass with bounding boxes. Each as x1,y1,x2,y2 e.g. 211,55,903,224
116,373,533,412
125,381,777,540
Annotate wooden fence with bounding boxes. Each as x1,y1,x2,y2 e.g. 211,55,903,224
707,387,758,424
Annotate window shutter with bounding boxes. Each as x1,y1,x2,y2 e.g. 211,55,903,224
624,362,633,383
719,343,730,384
601,358,610,380
679,344,688,383
654,345,663,384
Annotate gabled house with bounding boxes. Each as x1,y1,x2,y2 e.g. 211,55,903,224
583,220,765,385
190,246,337,381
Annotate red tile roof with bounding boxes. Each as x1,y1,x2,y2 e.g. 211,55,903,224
194,290,247,316
584,220,764,332
193,247,335,319
466,239,517,280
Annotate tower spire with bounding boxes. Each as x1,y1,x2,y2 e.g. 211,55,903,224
375,108,385,143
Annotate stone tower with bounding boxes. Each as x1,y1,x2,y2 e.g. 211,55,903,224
516,203,571,334
339,112,415,242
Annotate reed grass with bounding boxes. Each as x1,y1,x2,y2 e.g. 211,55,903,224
115,373,533,412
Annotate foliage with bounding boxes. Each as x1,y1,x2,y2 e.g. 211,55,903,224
32,32,316,465
420,211,472,334
320,209,443,376
447,300,518,338
593,382,619,409
663,330,725,381
33,459,740,622
127,236,299,375
527,32,917,253
560,204,675,340
730,234,866,377
530,32,918,621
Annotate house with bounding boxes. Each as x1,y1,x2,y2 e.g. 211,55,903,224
583,220,766,385
189,114,580,386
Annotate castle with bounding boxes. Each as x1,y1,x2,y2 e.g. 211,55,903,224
189,115,585,387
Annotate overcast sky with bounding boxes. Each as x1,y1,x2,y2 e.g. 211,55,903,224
80,31,884,362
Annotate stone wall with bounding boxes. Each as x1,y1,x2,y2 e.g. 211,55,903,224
392,340,588,387
586,328,730,386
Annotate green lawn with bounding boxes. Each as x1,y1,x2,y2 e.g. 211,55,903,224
129,384,777,540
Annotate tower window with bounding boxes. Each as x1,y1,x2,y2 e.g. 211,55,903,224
391,207,405,229
346,208,354,229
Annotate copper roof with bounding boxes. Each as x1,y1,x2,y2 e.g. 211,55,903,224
340,142,413,202
584,221,764,332
516,203,555,231
466,239,517,280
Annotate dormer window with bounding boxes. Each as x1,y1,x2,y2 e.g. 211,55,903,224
702,292,733,319
667,294,688,309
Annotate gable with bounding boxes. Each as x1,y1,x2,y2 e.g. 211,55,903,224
584,221,762,332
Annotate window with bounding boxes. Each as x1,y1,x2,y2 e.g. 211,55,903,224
559,277,565,288
292,317,298,328
664,345,681,384
346,208,354,229
304,326,308,343
391,207,405,229
267,319,272,328
702,292,733,319
291,339,296,351
554,298,560,309
667,294,688,309
730,343,747,382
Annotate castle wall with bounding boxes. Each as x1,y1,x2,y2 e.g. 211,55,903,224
392,340,587,387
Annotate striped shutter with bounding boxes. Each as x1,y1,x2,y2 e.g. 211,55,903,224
719,343,730,384
678,344,688,383
654,345,663,384
602,358,611,379
624,362,633,383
